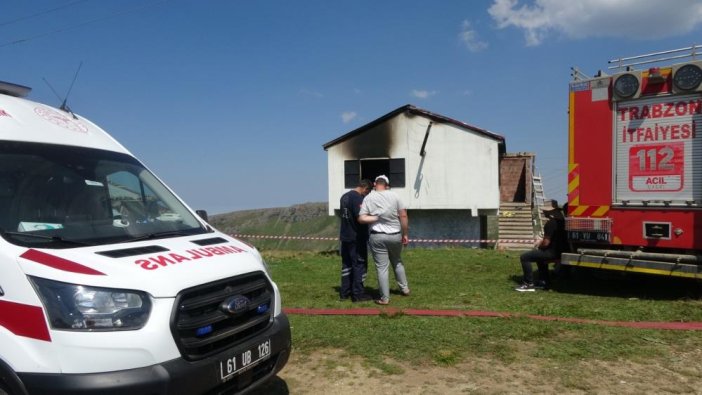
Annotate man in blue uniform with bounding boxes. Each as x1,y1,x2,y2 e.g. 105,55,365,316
339,179,373,302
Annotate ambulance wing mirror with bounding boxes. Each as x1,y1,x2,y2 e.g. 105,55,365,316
195,210,209,222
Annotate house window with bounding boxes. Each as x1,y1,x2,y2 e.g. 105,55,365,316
344,158,405,188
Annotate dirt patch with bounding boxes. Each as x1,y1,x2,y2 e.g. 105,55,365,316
253,348,702,394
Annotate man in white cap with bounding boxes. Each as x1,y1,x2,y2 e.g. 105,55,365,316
358,175,410,305
515,199,565,292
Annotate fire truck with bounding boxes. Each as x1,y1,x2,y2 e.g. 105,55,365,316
562,45,702,279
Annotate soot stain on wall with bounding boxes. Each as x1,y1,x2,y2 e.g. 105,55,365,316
340,123,394,159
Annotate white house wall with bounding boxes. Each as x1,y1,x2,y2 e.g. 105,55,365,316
327,112,500,215
404,114,499,211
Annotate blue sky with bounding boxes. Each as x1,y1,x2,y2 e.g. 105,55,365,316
3,0,702,214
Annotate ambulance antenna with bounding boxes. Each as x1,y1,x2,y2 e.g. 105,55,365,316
43,62,82,119
60,61,83,119
42,77,64,104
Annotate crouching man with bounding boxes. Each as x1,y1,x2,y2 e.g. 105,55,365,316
515,199,565,292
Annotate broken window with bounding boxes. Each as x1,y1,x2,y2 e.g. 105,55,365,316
344,158,405,188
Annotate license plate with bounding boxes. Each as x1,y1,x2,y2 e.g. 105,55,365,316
219,339,271,382
568,230,610,242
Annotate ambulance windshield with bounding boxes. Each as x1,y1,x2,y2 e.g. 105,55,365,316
0,141,209,248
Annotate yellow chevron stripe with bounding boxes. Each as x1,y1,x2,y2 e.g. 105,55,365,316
572,205,589,216
568,174,580,194
591,206,610,217
568,163,579,208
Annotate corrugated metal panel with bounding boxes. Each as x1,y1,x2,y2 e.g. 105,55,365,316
613,93,702,206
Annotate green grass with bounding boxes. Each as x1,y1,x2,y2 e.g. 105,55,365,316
266,248,702,368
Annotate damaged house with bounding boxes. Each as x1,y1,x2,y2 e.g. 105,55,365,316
323,104,507,243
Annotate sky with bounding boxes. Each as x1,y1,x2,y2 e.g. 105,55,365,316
3,0,702,214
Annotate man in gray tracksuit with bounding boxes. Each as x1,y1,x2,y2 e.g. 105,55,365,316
358,175,410,305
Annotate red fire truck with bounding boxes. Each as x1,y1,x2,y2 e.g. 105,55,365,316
562,46,702,279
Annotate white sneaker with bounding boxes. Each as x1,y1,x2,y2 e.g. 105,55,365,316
515,283,536,292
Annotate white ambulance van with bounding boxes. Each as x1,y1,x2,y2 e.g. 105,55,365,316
0,81,291,394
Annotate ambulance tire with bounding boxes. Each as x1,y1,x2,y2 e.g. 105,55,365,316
0,359,23,395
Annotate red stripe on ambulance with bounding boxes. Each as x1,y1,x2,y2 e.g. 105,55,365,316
0,300,51,342
21,249,105,275
134,244,246,270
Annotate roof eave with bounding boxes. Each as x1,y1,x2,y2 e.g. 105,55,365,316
322,104,505,151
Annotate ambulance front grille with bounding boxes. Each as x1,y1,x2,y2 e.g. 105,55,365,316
171,272,273,361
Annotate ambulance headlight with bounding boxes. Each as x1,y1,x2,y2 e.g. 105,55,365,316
30,277,151,331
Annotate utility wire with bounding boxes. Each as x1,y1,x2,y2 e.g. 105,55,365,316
0,0,167,48
0,0,90,28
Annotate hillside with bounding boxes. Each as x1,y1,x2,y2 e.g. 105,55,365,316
209,202,339,251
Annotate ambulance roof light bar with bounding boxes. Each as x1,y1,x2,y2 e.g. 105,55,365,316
0,81,31,98
608,44,701,71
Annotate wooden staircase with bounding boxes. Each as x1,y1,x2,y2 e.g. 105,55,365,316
497,202,536,251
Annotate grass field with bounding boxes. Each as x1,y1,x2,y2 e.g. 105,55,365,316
265,248,702,371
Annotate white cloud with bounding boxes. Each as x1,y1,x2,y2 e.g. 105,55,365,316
411,89,438,99
488,0,702,46
459,20,488,52
341,111,357,123
298,88,324,98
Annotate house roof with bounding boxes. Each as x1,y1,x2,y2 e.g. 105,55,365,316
322,104,506,150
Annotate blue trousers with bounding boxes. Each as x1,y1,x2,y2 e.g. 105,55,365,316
340,240,367,299
519,248,556,285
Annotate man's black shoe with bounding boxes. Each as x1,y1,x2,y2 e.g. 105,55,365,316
352,294,373,302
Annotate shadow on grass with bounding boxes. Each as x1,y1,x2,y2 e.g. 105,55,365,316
512,265,702,300
248,376,289,395
332,285,379,300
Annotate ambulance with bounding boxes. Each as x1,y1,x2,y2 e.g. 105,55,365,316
563,46,702,279
0,81,290,394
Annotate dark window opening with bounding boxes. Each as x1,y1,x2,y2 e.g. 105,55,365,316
344,158,405,188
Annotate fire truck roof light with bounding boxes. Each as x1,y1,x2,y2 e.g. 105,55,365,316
673,63,702,91
647,67,665,83
613,73,639,98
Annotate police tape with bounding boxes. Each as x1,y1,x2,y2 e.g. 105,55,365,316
231,234,538,244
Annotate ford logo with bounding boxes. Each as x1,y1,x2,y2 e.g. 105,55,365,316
220,295,250,315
